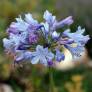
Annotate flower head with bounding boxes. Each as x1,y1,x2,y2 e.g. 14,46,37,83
3,11,90,67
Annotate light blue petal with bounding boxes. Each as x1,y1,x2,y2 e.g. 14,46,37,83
15,16,29,31
31,56,40,64
36,45,43,52
3,38,13,49
56,16,73,28
46,52,54,60
24,51,33,59
40,56,47,66
52,31,60,39
44,48,49,54
43,10,56,26
41,22,49,34
15,50,25,61
25,13,38,25
63,29,71,36
76,26,85,34
31,52,38,56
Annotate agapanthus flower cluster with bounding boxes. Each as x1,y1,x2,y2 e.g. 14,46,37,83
3,10,90,66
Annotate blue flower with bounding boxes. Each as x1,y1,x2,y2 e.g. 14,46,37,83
43,11,74,39
42,11,58,40
43,11,73,31
47,60,53,66
41,22,49,35
30,45,54,66
6,22,19,34
3,39,32,63
8,14,42,35
9,33,28,45
25,13,43,31
3,34,22,53
55,16,73,28
64,44,85,60
63,26,90,46
41,22,52,41
43,10,56,27
3,38,15,53
14,50,33,63
14,15,29,31
3,11,90,67
3,32,28,53
25,13,38,25
15,50,25,62
55,49,65,62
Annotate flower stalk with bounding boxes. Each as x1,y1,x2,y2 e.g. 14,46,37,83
49,67,55,92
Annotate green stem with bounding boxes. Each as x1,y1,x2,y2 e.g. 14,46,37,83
49,67,55,92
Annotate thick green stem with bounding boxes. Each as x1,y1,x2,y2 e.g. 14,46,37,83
49,67,55,92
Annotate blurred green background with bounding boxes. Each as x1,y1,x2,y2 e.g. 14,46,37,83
0,0,92,92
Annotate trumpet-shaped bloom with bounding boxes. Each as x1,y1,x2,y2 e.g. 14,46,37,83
41,22,49,35
13,16,29,31
64,44,85,59
43,11,73,31
25,13,42,31
3,38,15,53
55,16,73,28
6,22,19,34
63,26,90,46
3,32,28,53
30,45,54,66
55,49,65,62
25,13,38,25
43,10,56,27
14,50,33,63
